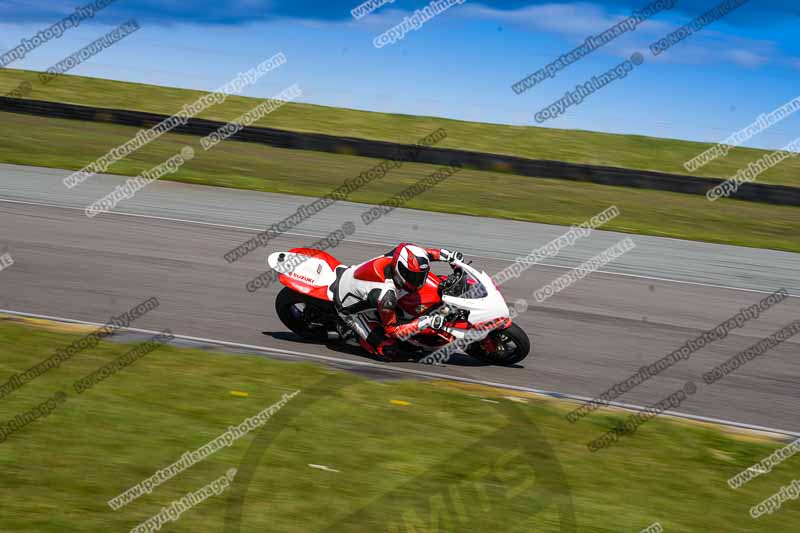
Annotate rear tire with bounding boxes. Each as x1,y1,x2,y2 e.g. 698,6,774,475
467,322,530,366
275,287,333,342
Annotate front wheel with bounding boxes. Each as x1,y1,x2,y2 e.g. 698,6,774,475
275,287,334,342
467,323,530,366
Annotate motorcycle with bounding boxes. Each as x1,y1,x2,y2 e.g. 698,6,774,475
267,247,530,366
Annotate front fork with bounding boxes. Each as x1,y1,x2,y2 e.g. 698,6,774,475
475,317,513,353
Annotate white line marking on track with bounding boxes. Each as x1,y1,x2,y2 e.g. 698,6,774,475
3,307,799,440
1,196,795,298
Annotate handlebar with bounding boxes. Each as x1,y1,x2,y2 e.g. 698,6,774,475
450,257,467,269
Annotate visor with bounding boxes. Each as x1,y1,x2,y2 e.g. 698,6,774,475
398,262,427,290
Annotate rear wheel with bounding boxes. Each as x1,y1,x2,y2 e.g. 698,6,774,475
467,323,530,366
275,287,334,342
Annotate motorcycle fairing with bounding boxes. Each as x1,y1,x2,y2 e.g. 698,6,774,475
267,248,342,301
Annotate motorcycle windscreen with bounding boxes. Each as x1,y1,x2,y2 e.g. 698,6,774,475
462,272,489,298
444,271,488,299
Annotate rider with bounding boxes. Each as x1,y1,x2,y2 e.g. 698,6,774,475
333,243,463,358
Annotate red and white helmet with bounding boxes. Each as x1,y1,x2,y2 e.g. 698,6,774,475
391,243,430,292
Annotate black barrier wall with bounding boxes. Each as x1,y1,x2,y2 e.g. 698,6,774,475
1,96,797,206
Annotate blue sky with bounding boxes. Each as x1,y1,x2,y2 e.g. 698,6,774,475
1,0,798,149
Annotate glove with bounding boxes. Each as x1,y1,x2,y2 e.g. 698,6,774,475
419,314,445,330
440,249,464,264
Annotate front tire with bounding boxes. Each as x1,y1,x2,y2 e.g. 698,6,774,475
275,287,333,342
467,322,530,366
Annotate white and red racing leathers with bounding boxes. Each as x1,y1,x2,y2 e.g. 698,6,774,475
334,245,451,356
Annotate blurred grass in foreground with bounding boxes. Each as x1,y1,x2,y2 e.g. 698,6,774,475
0,320,798,531
1,111,799,253
1,68,799,188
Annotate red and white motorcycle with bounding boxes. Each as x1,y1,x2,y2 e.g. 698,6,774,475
267,247,530,365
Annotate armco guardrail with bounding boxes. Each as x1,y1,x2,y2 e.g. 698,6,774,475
1,96,798,206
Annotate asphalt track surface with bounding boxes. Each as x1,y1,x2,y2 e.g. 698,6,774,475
1,163,798,435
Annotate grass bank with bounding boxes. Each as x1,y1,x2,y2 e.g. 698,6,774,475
0,319,798,531
1,67,799,187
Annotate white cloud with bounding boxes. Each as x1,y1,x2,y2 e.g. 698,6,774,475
465,3,622,36
307,0,793,72
647,30,778,68
725,49,769,68
463,2,674,36
464,2,786,70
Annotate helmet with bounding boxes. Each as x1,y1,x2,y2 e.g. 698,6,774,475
391,244,430,292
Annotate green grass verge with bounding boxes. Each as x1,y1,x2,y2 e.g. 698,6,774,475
1,111,799,253
2,320,799,531
1,67,799,187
